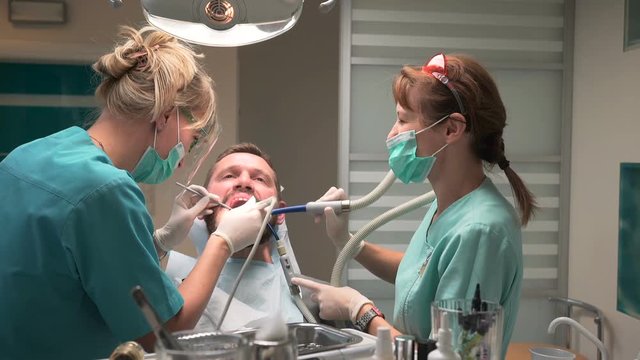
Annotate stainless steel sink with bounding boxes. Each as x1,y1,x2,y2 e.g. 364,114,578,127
235,322,362,356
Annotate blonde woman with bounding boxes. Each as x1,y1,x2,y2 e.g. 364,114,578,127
0,26,268,359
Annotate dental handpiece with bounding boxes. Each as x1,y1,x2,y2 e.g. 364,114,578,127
271,200,350,216
175,182,231,210
279,253,300,296
268,223,299,296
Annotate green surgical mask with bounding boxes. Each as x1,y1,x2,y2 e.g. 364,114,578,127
132,109,185,184
386,114,449,184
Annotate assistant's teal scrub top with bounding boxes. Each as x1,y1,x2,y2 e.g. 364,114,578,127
0,127,183,360
393,178,522,359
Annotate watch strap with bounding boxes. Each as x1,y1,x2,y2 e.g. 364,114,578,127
354,306,384,332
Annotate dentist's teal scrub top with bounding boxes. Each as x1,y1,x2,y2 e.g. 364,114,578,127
393,178,522,359
0,127,183,360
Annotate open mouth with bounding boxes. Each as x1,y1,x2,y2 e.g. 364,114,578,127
226,194,252,208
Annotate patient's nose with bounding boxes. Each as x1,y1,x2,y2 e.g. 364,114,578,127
234,171,253,191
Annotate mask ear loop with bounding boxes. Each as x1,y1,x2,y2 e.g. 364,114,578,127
415,127,428,136
176,107,180,144
152,108,181,150
432,143,448,157
416,114,451,136
152,122,158,149
416,114,450,157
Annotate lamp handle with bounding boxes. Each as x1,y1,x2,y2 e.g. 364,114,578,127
319,0,336,13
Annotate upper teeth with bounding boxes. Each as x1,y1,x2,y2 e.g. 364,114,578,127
229,196,250,206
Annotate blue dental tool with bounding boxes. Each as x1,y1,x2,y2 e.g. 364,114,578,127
266,223,280,240
271,200,350,216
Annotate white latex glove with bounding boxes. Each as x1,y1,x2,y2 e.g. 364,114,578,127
155,184,220,252
213,196,274,254
314,187,364,255
291,277,372,323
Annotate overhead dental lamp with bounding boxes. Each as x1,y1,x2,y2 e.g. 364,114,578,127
110,0,337,47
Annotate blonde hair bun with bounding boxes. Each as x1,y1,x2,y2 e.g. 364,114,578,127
92,25,217,144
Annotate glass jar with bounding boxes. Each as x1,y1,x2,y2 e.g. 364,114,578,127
431,299,503,360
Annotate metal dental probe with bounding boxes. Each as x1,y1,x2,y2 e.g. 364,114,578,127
175,181,232,210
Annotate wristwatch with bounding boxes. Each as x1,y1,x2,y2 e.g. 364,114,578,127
353,306,385,332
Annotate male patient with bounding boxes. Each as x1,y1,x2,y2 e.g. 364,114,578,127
167,143,305,331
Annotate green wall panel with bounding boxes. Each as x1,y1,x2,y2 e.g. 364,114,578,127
626,0,640,50
618,162,640,319
0,63,96,95
0,107,96,157
0,63,97,161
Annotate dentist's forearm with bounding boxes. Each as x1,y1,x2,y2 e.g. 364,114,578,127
173,234,230,328
152,230,169,260
135,234,230,352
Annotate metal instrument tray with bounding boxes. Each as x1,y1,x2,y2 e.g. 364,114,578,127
235,322,362,356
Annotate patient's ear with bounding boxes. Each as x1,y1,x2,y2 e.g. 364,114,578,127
276,200,287,224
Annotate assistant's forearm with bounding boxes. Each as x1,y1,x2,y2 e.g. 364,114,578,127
355,242,404,284
357,304,403,338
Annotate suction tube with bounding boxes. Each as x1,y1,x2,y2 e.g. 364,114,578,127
293,293,318,324
330,187,436,287
271,171,397,216
275,239,318,324
349,170,397,211
268,171,397,324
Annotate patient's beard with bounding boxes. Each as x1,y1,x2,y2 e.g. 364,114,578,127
204,200,278,246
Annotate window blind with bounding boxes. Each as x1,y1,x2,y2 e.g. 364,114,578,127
340,0,570,315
